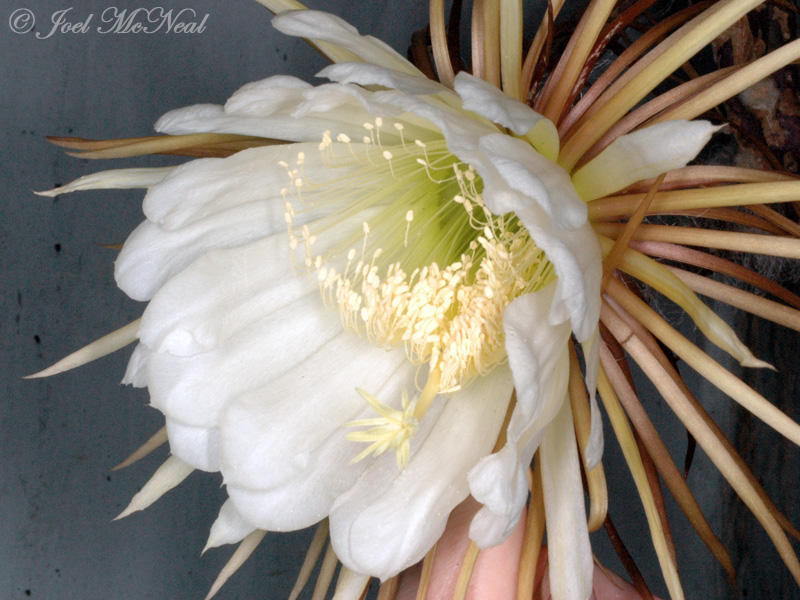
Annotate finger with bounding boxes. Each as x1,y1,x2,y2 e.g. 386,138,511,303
395,497,527,599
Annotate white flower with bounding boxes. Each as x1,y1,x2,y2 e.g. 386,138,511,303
37,10,721,599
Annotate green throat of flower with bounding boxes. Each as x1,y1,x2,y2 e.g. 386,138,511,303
282,118,554,467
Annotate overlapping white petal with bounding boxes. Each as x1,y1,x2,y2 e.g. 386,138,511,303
317,63,445,96
541,401,593,600
116,201,282,301
205,499,256,551
222,345,415,531
141,143,327,230
136,235,312,357
165,418,221,472
453,72,559,159
272,10,423,77
468,285,571,547
330,366,514,580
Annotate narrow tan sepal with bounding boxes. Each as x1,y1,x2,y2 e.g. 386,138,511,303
114,455,193,520
415,542,437,600
289,520,330,600
568,344,608,532
597,366,685,599
25,319,140,379
516,461,545,600
204,530,267,600
311,542,339,600
598,323,735,581
111,426,168,471
377,576,399,600
453,541,480,600
429,0,455,88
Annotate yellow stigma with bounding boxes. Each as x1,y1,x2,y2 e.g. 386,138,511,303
281,118,554,467
346,387,419,470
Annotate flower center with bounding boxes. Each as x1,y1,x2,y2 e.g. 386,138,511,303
281,118,553,467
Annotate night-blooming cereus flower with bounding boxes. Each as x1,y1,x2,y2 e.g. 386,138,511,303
31,1,800,599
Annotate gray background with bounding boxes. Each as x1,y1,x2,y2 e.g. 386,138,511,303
1,0,797,598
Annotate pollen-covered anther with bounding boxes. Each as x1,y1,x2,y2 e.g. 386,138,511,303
317,221,545,393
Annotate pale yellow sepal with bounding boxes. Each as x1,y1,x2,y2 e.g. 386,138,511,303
601,237,774,370
523,118,559,162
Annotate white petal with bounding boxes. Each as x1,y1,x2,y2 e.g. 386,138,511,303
223,75,312,116
155,84,376,143
290,84,438,142
581,331,604,469
454,72,559,159
332,567,370,600
204,499,256,552
35,167,173,197
484,186,601,342
572,120,721,201
222,345,414,531
154,104,224,134
374,89,497,162
502,288,571,437
122,343,149,387
318,63,445,96
115,200,285,301
138,235,312,356
146,292,341,429
221,340,408,490
272,10,421,76
454,72,558,152
156,75,402,143
468,288,571,546
165,418,220,472
478,133,587,230
142,143,329,230
329,365,514,580
540,401,593,600
468,444,529,546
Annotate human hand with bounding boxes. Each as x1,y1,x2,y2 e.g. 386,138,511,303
395,498,659,600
